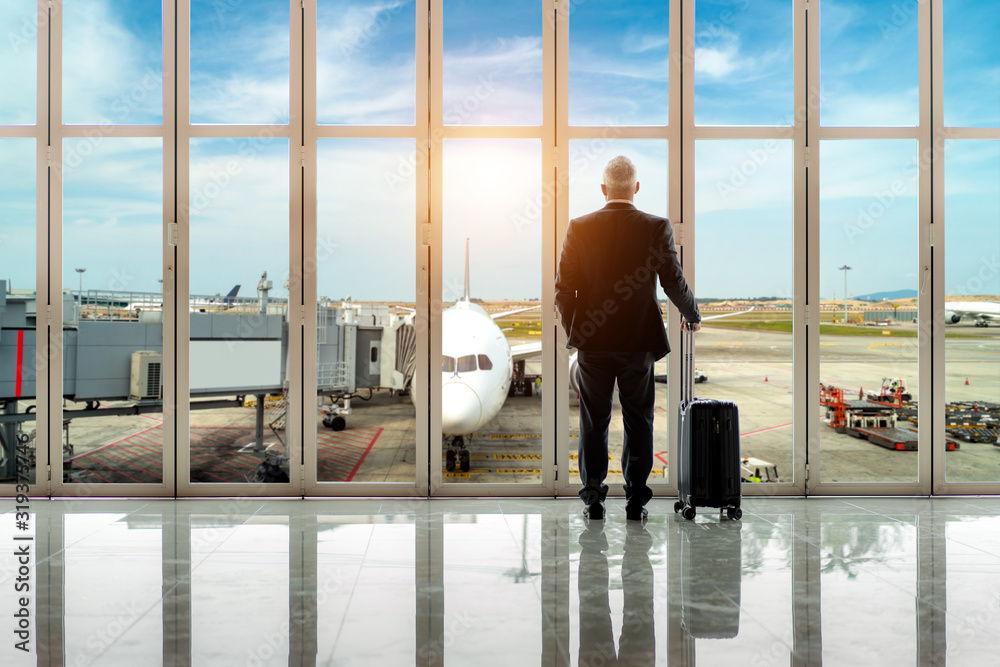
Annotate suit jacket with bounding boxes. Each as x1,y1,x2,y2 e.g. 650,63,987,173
554,202,700,357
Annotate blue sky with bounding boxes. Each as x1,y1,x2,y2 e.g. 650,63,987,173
0,0,997,302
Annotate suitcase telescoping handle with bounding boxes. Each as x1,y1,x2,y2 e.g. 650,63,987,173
681,325,695,404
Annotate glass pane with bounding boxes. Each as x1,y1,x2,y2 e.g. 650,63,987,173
64,514,163,663
442,139,542,483
443,0,542,126
944,141,1000,482
63,0,163,125
0,1,38,124
0,139,36,485
821,515,918,662
694,0,793,126
316,138,416,484
61,137,163,485
944,1,1000,127
819,140,919,484
820,1,918,126
317,515,415,663
316,0,416,125
191,514,289,663
444,514,542,663
695,140,794,485
189,137,290,484
568,3,668,126
566,140,669,490
190,0,290,124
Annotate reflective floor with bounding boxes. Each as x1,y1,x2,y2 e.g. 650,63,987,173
3,496,1000,666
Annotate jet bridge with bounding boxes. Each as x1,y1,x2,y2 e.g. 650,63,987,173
0,280,415,482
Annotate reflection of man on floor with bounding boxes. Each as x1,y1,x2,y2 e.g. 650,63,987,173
556,155,701,521
578,522,656,666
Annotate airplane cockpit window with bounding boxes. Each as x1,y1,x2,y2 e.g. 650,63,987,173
477,354,493,370
458,355,477,373
442,356,456,373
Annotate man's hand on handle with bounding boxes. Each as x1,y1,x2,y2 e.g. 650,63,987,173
681,318,701,333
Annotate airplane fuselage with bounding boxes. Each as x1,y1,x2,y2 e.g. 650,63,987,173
440,301,513,434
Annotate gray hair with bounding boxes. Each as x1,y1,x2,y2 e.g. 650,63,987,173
602,155,637,198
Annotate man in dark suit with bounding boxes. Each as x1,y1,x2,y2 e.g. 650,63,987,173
555,155,701,521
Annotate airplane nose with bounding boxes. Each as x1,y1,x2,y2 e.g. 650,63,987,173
442,382,482,434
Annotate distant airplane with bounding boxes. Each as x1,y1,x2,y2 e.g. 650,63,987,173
417,239,751,472
944,301,1000,327
127,284,242,313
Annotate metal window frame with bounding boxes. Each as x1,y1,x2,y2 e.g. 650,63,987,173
805,0,934,496
300,0,431,497
43,0,174,497
425,0,557,498
173,0,302,497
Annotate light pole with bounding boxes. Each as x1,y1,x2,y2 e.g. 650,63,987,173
838,265,852,323
75,267,86,313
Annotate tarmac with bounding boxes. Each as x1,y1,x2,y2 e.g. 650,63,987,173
12,321,998,489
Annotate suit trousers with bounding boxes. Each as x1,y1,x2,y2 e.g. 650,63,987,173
576,350,657,508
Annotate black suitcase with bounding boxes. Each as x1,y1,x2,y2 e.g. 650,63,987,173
674,328,742,521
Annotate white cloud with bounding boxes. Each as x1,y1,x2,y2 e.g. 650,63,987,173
694,46,739,80
62,0,162,125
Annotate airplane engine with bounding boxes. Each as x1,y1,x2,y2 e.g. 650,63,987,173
944,311,961,324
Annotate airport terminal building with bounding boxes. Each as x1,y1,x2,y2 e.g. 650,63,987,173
1,1,999,664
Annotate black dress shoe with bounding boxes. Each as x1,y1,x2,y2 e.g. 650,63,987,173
625,505,648,522
583,501,606,520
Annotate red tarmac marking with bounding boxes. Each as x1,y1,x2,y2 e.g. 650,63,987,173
346,427,383,482
71,452,128,484
322,429,375,447
103,444,164,472
655,452,669,467
187,454,240,483
85,449,153,482
74,422,163,456
741,422,793,437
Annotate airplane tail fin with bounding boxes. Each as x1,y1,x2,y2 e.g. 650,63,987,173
224,285,241,303
462,238,470,302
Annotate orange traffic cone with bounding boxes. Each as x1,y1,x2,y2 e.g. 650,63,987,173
764,376,768,382
965,378,970,385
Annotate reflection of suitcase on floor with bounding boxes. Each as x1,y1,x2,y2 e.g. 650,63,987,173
679,522,743,639
674,329,742,521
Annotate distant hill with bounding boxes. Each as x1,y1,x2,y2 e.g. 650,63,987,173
852,289,918,302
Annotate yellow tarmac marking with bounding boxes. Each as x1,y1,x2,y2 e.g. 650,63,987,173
487,433,542,439
568,468,663,476
494,454,542,460
496,469,543,474
443,472,470,478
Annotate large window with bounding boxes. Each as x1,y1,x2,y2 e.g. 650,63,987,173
1,1,998,497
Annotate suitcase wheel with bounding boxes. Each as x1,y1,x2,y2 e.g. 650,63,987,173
682,506,696,521
726,507,743,521
673,501,684,514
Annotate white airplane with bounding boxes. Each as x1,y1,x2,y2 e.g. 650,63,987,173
422,239,751,472
944,301,1000,327
124,284,243,314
